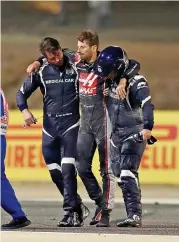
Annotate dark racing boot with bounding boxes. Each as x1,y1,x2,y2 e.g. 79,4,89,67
117,171,142,227
89,206,102,225
96,209,111,227
117,214,142,227
90,195,105,225
1,216,31,230
57,211,74,227
74,203,90,227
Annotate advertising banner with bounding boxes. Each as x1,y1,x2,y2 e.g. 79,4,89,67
5,110,179,184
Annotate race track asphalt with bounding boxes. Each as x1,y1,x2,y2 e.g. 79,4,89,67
1,201,179,235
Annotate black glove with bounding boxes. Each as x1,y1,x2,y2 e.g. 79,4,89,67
147,135,157,145
133,133,157,145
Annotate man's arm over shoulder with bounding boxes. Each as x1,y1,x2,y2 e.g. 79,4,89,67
116,60,140,99
130,75,154,131
63,48,80,64
124,59,140,81
36,56,47,66
16,73,40,112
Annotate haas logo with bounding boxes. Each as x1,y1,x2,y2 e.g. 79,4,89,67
79,73,98,95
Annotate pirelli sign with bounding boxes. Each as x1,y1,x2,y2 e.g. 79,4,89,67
5,110,179,184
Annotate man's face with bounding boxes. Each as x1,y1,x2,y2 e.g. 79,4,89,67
77,40,96,61
44,49,63,66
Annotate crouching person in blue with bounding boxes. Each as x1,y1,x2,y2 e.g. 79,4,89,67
0,88,31,230
95,46,155,227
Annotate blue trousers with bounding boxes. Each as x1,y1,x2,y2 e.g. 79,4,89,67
110,131,146,217
42,126,82,211
1,135,25,219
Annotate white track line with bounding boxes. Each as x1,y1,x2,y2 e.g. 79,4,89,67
19,198,179,205
1,231,179,242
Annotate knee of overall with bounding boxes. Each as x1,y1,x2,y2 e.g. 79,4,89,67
1,172,6,180
117,152,140,181
49,169,63,185
76,161,92,178
100,166,114,179
61,158,76,176
111,162,121,178
117,169,139,190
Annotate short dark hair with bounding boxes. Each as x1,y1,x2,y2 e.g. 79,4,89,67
77,29,99,47
39,37,61,55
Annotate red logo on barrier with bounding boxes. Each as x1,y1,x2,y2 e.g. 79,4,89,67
153,125,177,141
6,124,178,170
141,146,176,170
7,125,42,140
6,145,46,168
141,125,178,170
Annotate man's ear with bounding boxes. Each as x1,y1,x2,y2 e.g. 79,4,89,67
92,45,98,53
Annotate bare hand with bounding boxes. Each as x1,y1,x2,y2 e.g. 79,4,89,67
22,109,37,127
103,88,109,96
116,78,127,99
140,129,151,141
27,61,40,75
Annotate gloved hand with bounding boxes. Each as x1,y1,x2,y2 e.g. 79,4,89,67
147,135,157,145
133,133,157,145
